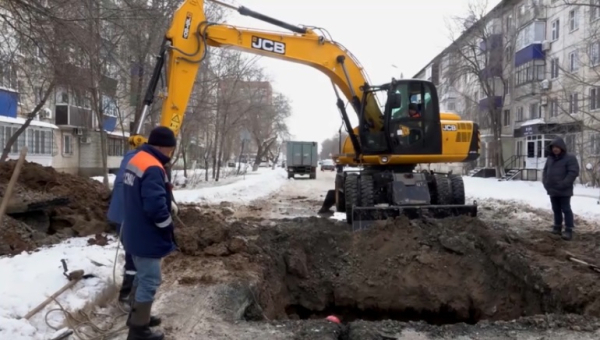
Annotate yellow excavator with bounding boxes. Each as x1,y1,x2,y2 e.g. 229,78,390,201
129,0,481,228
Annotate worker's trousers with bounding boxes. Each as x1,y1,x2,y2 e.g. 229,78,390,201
111,222,136,274
131,255,162,303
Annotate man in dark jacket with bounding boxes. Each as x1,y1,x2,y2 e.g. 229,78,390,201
542,137,580,241
122,127,177,340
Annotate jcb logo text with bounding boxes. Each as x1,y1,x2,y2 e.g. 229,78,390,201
442,124,457,131
251,36,286,54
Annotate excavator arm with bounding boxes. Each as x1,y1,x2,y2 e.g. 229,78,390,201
129,0,382,157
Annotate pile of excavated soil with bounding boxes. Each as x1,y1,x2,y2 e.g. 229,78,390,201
169,209,600,331
0,161,111,255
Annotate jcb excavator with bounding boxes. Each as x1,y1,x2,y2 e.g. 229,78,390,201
130,0,481,228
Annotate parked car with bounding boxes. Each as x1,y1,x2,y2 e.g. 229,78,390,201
321,159,336,171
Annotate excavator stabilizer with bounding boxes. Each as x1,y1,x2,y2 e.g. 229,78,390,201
350,204,478,231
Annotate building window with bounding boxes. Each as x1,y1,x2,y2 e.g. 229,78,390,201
569,9,579,31
63,134,72,154
529,102,540,119
551,19,560,40
569,51,579,72
591,87,600,110
593,0,600,21
549,98,559,117
516,140,524,156
565,134,576,152
591,42,600,66
26,129,53,155
107,137,125,156
569,93,579,113
516,106,524,121
550,58,559,79
515,61,545,86
592,134,600,155
503,109,511,126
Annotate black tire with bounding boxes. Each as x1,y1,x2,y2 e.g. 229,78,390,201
449,174,465,205
344,174,359,223
433,174,452,205
359,175,375,207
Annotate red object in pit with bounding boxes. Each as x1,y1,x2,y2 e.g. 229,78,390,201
326,315,341,324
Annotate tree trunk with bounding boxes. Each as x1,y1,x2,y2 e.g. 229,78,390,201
182,146,188,178
237,139,246,175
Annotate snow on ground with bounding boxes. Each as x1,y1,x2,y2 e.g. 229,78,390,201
175,167,288,204
91,173,116,187
1,166,290,339
464,177,600,220
0,237,121,340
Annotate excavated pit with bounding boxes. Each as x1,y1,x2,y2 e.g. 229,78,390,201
172,208,600,331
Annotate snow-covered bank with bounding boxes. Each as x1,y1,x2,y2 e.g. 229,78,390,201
464,177,600,220
175,168,288,204
0,237,121,340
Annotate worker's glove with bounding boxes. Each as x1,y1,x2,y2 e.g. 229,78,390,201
171,201,179,216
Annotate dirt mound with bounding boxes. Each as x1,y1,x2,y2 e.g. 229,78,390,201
0,160,111,255
169,210,600,328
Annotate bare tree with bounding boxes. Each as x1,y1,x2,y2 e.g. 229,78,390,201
444,0,518,177
0,0,62,162
320,130,349,160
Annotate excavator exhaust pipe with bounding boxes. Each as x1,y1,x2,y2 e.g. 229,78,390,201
350,204,478,231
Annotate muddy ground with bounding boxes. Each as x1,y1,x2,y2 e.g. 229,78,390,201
0,160,111,255
95,193,600,339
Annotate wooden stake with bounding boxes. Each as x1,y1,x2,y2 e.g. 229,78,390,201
0,146,28,228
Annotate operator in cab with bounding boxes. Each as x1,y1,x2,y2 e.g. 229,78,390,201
122,126,178,340
408,103,421,118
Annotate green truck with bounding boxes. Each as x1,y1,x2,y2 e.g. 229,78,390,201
285,141,318,179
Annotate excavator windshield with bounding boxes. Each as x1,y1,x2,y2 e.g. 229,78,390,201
379,80,443,155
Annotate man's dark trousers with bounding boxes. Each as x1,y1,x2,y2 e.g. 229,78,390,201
110,222,137,301
550,196,574,231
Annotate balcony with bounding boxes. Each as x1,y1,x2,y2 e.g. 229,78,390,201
516,5,546,28
479,96,503,110
515,44,544,67
479,34,503,52
0,88,19,118
55,104,93,128
479,63,503,79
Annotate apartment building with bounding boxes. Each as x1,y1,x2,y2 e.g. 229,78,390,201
0,0,133,177
414,0,600,183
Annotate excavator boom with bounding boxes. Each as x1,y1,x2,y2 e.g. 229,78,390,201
130,0,382,156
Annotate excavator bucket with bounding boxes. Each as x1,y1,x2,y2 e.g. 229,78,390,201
351,204,478,231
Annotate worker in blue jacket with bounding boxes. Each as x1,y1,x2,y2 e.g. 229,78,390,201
107,148,139,303
122,126,177,340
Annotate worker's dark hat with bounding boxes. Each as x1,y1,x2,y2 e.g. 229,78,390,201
148,126,177,147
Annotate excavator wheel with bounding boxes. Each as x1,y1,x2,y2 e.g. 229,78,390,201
344,174,359,223
359,175,375,206
449,174,466,205
432,174,452,217
335,172,346,212
433,174,452,205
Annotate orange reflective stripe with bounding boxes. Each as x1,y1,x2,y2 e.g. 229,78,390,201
126,151,165,177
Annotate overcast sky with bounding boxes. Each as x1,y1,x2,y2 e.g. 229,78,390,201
223,0,500,144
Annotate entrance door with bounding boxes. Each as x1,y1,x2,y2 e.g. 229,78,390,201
525,135,549,169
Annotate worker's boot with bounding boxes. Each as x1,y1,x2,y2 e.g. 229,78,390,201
562,229,573,241
126,301,164,340
551,225,562,235
127,285,162,327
